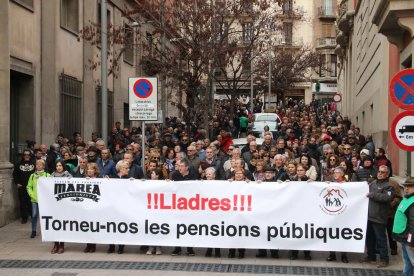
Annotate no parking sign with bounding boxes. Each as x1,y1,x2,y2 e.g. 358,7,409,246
129,78,158,121
390,69,414,110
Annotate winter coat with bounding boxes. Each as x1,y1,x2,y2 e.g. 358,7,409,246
27,171,50,203
367,179,395,225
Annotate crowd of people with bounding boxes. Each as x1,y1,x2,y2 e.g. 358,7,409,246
11,98,414,273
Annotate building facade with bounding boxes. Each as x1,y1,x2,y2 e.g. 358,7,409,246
312,0,339,103
336,0,414,177
0,0,180,226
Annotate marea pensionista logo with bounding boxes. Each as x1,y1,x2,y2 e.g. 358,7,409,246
54,179,101,202
319,186,348,215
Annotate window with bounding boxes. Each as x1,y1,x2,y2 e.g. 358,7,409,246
96,87,114,137
61,0,79,33
319,55,327,77
146,32,153,56
97,2,110,45
60,74,82,138
242,22,253,42
123,23,134,64
216,22,229,42
12,0,34,11
283,0,293,14
123,103,130,129
322,0,333,16
283,22,293,44
330,54,337,77
322,23,334,37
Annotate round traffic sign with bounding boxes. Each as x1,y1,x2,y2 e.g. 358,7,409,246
333,93,342,103
133,79,153,99
390,69,414,110
391,111,414,151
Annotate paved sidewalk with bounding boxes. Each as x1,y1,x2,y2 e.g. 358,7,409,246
0,220,403,275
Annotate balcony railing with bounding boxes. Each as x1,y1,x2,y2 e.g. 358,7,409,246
274,7,304,19
316,37,337,48
274,38,303,47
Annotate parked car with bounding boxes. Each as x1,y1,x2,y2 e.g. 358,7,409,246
249,113,281,138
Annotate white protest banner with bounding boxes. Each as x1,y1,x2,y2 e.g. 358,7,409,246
37,178,369,252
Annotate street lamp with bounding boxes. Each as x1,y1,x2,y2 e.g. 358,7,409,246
101,0,108,145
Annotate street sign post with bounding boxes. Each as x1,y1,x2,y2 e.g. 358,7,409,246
129,77,158,121
391,111,414,151
390,68,414,110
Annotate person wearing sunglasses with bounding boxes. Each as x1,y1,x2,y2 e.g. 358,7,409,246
13,150,35,224
322,154,338,182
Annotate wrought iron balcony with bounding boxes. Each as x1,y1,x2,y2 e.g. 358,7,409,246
316,37,337,48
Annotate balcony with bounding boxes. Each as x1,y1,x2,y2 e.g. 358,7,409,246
318,7,336,19
274,38,303,48
336,30,347,48
316,37,337,48
337,0,355,35
274,7,304,20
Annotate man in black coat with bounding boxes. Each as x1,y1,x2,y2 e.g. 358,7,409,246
124,152,144,179
171,159,198,256
73,157,88,178
12,150,35,223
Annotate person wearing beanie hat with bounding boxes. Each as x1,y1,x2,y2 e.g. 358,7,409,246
393,177,414,275
352,154,376,183
360,149,370,157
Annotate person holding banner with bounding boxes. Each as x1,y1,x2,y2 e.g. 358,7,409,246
146,168,163,256
326,166,349,263
27,159,50,239
108,160,131,254
228,168,249,259
50,160,72,254
256,167,280,259
364,165,394,268
82,163,100,253
171,159,197,256
204,167,221,258
392,177,414,276
289,164,312,261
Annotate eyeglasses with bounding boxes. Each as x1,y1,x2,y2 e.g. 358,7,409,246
329,159,336,161
228,148,234,150
182,139,188,142
325,152,333,156
344,148,351,150
378,171,387,174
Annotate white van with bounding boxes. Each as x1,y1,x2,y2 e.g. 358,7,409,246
250,113,281,137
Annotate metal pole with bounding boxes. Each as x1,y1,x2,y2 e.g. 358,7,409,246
142,121,145,172
250,51,254,113
160,0,166,124
101,0,108,145
211,69,215,115
268,39,271,110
